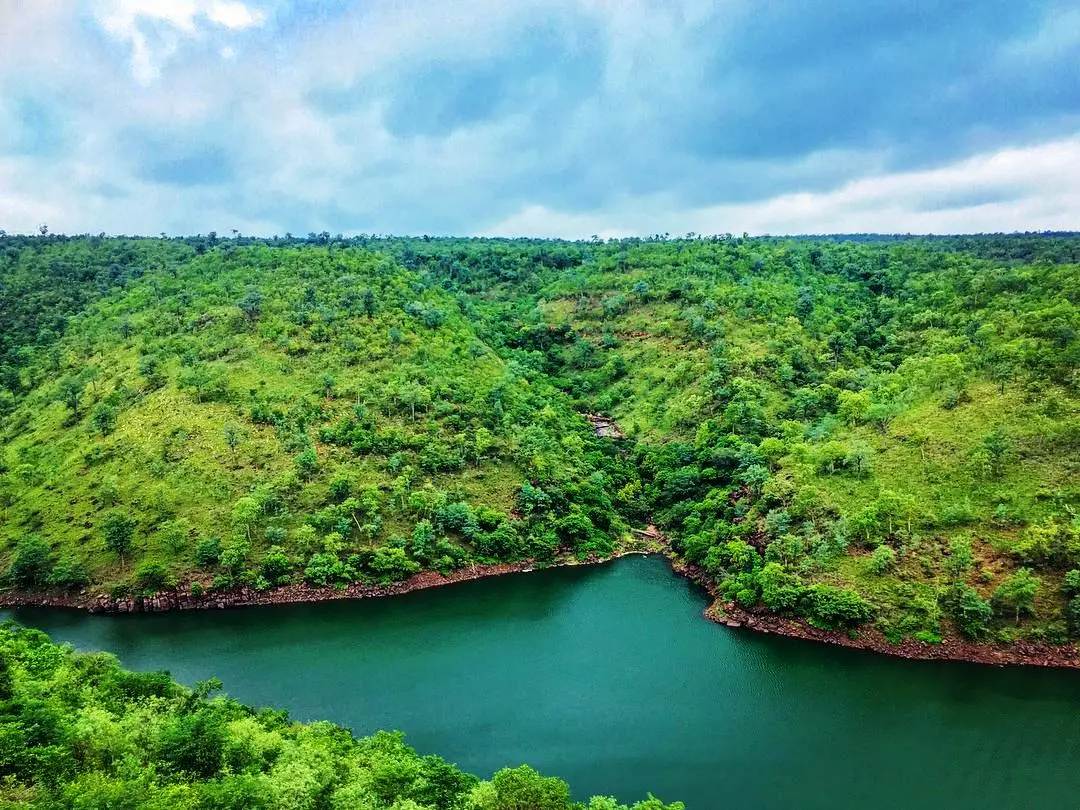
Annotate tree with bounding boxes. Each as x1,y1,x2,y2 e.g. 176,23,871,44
947,583,993,639
972,429,1010,478
231,497,260,541
993,568,1040,624
470,765,572,810
260,546,291,585
237,288,263,323
295,447,318,479
799,584,874,629
223,421,242,465
57,373,86,419
101,513,136,564
6,535,52,588
90,401,117,435
944,537,974,581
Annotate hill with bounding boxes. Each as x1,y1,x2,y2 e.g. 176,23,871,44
1,232,1078,648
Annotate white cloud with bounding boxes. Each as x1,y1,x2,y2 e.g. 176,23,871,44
481,136,1080,238
206,1,265,29
93,0,266,84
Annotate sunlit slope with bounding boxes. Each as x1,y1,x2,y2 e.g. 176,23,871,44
525,239,1080,641
0,243,632,593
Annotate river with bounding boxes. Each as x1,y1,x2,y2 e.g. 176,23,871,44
4,555,1079,808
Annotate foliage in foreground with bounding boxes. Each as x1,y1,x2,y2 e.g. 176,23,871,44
0,624,680,810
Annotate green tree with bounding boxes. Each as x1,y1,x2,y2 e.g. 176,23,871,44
470,765,572,810
6,535,52,588
945,537,974,581
947,583,993,639
993,568,1040,624
90,401,117,435
237,288,263,323
101,513,136,564
223,422,242,465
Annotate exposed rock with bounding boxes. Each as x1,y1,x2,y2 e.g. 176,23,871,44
585,413,625,439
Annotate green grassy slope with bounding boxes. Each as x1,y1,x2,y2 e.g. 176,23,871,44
520,237,1079,643
2,232,1079,647
0,240,634,596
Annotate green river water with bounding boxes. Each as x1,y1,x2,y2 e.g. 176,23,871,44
4,555,1080,808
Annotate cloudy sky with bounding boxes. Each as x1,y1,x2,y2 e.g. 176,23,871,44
1,0,1078,237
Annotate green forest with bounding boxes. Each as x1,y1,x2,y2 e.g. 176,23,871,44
0,623,681,809
2,232,1078,643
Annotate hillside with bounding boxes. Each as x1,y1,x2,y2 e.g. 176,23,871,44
1,233,1079,649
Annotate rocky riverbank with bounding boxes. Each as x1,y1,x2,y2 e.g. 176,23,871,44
663,555,1080,669
3,533,1078,669
0,543,660,614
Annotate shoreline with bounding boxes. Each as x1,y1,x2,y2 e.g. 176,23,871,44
665,557,1080,670
3,543,1078,670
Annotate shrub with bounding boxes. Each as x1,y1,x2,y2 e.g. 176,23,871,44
946,583,993,639
799,584,874,629
295,447,318,479
304,552,357,586
869,545,897,575
758,562,804,612
368,547,421,583
156,712,226,778
260,546,291,585
6,536,52,588
195,537,222,568
101,513,137,561
47,556,89,589
993,568,1040,624
90,401,117,435
134,562,172,593
1067,598,1080,638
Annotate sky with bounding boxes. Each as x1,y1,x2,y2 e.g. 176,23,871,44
0,0,1078,238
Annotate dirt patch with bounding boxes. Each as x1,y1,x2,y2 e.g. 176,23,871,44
585,413,625,439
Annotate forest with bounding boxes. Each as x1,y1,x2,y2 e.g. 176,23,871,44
1,231,1078,644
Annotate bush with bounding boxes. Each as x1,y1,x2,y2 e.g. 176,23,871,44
47,556,89,589
260,546,291,585
134,562,173,593
195,537,222,568
90,401,117,435
1067,597,1080,638
101,513,137,561
993,568,1040,624
758,562,804,612
6,535,52,588
799,584,874,629
368,547,421,583
218,541,250,577
156,711,226,778
869,545,897,575
946,583,993,639
1063,569,1080,598
303,552,358,586
295,447,318,479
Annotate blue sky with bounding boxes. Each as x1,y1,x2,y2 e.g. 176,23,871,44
0,0,1078,237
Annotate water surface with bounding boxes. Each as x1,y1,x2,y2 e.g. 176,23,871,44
5,556,1080,808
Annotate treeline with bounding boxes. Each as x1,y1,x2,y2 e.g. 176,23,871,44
0,623,681,809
